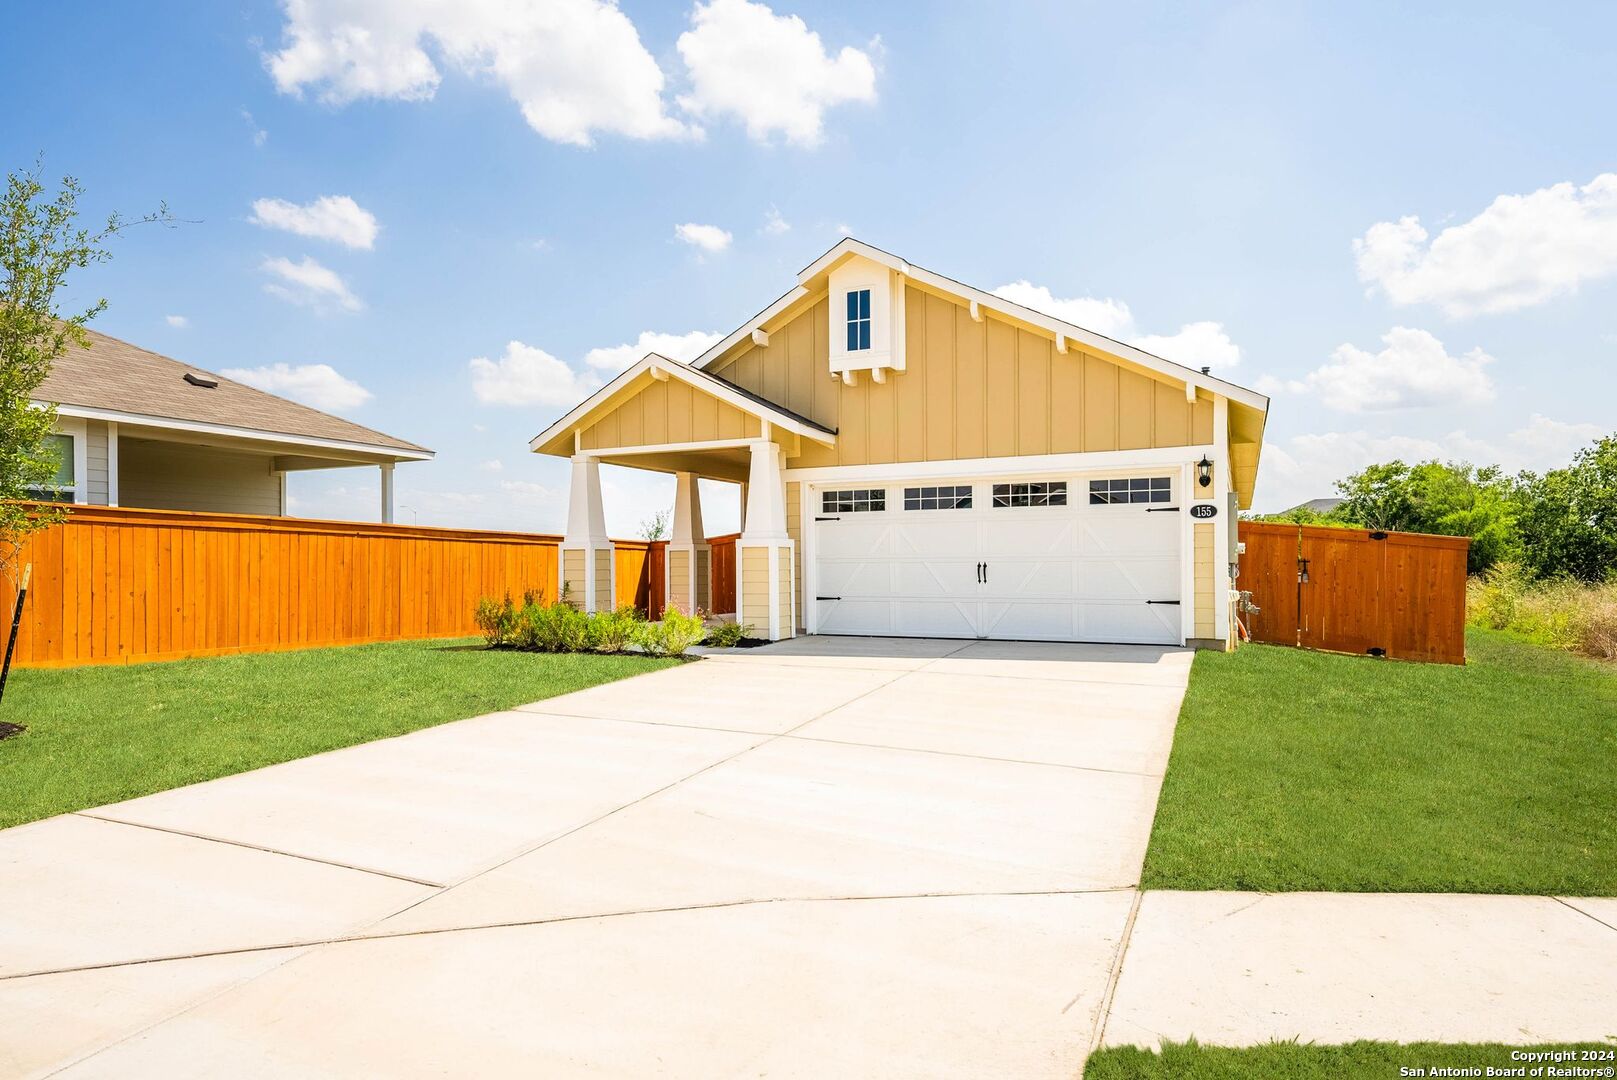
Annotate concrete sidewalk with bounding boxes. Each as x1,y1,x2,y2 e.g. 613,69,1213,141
1102,891,1617,1049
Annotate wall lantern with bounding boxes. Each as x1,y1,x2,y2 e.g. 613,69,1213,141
1196,456,1214,488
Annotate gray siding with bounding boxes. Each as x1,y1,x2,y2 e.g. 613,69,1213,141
85,421,110,505
119,438,282,516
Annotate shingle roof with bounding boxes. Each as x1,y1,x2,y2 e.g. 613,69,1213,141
34,327,430,456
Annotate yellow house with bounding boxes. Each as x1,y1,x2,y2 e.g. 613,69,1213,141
532,239,1268,648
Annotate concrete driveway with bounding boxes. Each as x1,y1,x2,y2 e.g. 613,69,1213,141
0,637,1191,1079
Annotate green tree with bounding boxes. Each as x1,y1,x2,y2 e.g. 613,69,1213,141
1,164,169,572
1512,436,1617,583
1332,459,1519,574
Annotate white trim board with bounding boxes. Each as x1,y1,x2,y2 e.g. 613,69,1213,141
785,446,1217,484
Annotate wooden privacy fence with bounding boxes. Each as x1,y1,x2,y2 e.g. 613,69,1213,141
1238,521,1470,665
1,505,669,669
708,533,738,616
613,539,666,621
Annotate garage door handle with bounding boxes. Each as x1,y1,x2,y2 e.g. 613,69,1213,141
1146,600,1181,605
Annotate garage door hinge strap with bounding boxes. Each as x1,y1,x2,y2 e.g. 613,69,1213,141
816,596,841,601
1145,507,1180,513
1146,600,1181,605
815,515,841,522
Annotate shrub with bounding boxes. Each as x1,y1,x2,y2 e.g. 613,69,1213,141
1467,565,1617,660
587,607,641,654
473,593,519,647
635,605,707,657
704,620,752,648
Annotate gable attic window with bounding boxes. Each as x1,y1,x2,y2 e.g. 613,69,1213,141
845,289,871,352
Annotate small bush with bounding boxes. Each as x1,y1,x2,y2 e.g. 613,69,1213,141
704,621,752,648
635,605,708,657
587,607,641,654
473,593,519,647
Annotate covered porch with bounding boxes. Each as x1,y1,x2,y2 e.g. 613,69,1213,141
531,354,836,640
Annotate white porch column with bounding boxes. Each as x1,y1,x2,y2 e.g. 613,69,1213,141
665,472,710,616
379,461,395,524
736,437,795,641
560,455,614,612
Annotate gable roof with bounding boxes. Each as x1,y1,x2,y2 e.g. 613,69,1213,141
529,352,836,455
35,327,431,459
694,237,1269,414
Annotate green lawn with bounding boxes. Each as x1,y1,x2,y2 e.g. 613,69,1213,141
1140,628,1617,895
1086,1040,1616,1079
0,639,678,830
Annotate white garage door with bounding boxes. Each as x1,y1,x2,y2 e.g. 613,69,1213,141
812,475,1184,645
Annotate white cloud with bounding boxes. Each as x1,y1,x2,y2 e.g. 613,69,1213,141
240,108,268,147
164,314,189,329
1354,172,1617,317
469,340,600,407
583,329,722,372
261,255,363,312
222,362,373,413
676,0,876,146
834,222,854,236
1506,414,1604,466
991,281,1242,371
477,458,504,472
1300,327,1495,412
762,206,790,235
267,0,689,146
674,222,732,253
250,195,379,250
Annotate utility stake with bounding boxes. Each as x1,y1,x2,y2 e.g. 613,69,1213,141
0,564,31,708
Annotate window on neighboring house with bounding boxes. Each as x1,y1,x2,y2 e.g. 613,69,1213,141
992,481,1067,508
821,488,886,513
904,485,973,510
1088,477,1172,505
845,289,871,351
26,433,77,503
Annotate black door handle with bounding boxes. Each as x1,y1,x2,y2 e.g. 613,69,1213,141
975,561,983,584
982,562,988,584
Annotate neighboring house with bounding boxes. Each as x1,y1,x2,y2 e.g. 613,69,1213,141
1286,497,1344,516
31,328,432,521
533,238,1269,647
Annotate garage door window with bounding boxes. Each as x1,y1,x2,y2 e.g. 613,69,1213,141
904,485,972,510
822,488,886,513
991,481,1067,508
1089,477,1172,505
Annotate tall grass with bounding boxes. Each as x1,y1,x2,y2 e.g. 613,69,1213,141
1467,562,1617,660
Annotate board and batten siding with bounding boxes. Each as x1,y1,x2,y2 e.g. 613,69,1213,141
579,375,756,450
785,481,802,628
118,438,282,517
709,288,1216,469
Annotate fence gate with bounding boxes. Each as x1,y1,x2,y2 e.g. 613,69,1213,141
1237,522,1469,665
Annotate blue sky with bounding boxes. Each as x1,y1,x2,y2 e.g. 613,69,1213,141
5,1,1614,534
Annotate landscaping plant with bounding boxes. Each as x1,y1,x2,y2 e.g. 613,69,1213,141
703,620,753,648
473,593,519,647
586,607,642,654
633,605,707,657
